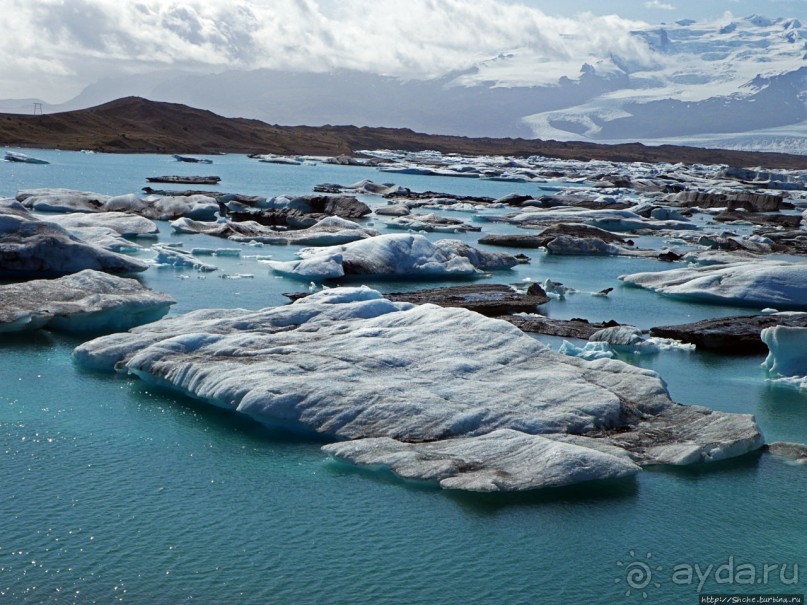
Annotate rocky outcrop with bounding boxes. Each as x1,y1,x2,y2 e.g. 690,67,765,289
477,234,545,248
650,313,807,354
669,190,785,212
286,284,549,315
288,195,371,219
713,211,802,229
383,284,549,315
505,316,622,339
146,175,221,185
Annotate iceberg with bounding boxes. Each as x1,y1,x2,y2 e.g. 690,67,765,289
385,213,481,233
324,430,640,492
5,151,49,165
143,194,219,221
16,189,219,221
263,234,517,280
545,235,622,256
0,202,148,276
171,215,377,246
152,245,218,272
589,326,694,354
44,212,159,238
17,188,110,213
620,260,807,309
74,287,763,491
488,207,697,232
0,269,174,333
558,340,616,361
761,326,807,379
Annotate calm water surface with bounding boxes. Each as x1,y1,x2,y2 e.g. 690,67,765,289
1,150,805,604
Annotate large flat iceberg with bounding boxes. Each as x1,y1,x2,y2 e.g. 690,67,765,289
172,215,377,246
620,260,807,309
74,287,763,491
0,202,148,276
0,269,175,333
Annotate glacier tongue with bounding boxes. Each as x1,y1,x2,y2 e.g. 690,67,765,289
73,287,763,491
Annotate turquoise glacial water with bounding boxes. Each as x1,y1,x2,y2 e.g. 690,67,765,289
1,150,805,604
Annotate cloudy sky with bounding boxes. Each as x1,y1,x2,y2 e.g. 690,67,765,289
0,0,803,103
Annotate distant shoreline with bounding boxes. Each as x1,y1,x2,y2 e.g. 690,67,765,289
2,96,806,170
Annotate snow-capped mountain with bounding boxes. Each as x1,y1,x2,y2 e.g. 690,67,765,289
521,15,807,152
2,14,805,154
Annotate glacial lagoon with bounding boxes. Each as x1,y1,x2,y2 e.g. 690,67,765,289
1,149,805,603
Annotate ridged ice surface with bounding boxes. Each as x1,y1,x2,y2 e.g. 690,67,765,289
621,260,807,309
74,287,763,490
0,269,175,333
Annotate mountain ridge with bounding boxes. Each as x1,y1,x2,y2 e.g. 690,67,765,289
2,96,807,169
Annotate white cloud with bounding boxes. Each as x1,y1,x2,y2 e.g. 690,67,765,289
644,0,676,9
0,0,656,102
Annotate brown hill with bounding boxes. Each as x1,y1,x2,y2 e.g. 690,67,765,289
1,96,806,169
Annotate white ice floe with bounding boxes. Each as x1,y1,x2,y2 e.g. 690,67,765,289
74,287,762,491
589,326,695,354
488,208,697,232
17,188,220,221
385,212,481,233
0,202,148,276
324,429,640,492
620,260,807,309
172,215,377,246
143,195,219,221
263,233,517,280
40,212,159,253
558,340,615,361
17,188,110,213
44,212,159,238
0,269,174,333
191,248,241,257
56,226,143,254
558,327,694,360
542,279,577,299
152,245,218,272
761,326,807,385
